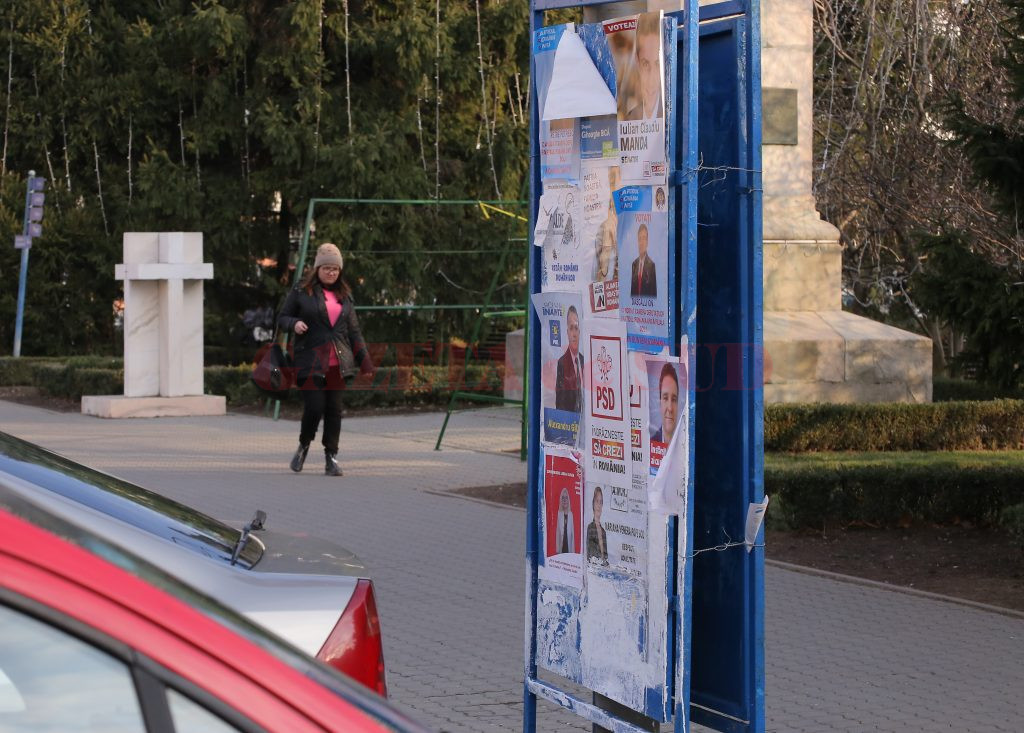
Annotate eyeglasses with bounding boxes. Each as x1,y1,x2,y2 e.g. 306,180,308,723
320,266,341,273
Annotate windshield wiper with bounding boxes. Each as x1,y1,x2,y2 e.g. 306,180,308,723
230,510,266,566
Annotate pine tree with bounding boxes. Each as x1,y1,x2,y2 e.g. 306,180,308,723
912,0,1024,386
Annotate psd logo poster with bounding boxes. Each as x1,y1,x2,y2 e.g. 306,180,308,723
585,349,652,579
579,160,621,317
533,292,585,447
541,447,584,589
537,183,585,292
615,185,669,352
533,24,581,183
647,357,685,476
602,12,666,185
586,317,630,525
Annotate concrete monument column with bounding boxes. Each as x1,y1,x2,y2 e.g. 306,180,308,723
759,0,932,402
81,232,226,417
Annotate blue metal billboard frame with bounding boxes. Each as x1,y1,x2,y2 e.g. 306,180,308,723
689,3,765,732
524,0,762,731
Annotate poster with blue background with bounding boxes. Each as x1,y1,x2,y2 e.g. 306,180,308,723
615,185,669,352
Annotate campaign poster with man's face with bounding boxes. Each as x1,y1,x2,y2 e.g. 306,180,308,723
647,358,685,477
533,292,585,447
615,186,669,353
602,12,666,185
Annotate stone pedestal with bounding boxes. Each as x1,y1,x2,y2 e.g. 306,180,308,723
504,328,526,401
759,0,931,403
82,232,225,418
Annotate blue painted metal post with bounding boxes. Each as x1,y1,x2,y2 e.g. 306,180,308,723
673,0,700,726
12,171,36,358
745,0,766,727
523,4,543,731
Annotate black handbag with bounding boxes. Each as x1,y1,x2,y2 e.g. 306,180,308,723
251,340,295,398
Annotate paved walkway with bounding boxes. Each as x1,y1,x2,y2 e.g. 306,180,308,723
0,400,1021,732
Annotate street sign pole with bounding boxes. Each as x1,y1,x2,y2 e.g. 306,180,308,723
13,170,43,358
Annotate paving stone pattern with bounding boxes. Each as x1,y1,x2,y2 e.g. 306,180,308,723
1,401,1020,732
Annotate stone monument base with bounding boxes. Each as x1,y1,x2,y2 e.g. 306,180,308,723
764,311,932,403
504,328,525,401
81,394,226,418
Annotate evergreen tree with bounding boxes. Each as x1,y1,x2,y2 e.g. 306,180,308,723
912,0,1024,386
0,0,530,360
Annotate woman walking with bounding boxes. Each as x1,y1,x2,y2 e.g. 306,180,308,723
278,243,372,476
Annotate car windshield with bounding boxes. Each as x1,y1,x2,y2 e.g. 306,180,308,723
0,432,262,568
0,490,427,733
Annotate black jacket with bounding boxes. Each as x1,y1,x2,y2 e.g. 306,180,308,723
278,283,370,380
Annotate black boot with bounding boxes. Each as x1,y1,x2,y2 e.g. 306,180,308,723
325,451,342,476
290,442,310,473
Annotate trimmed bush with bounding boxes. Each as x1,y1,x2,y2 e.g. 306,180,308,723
3,358,504,411
933,377,1024,402
765,401,1024,452
32,363,123,399
765,451,1024,528
0,357,61,385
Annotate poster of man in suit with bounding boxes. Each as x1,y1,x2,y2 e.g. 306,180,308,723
533,292,586,447
629,223,657,297
615,185,669,352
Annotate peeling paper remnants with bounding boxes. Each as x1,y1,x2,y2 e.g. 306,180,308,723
536,582,582,678
579,569,652,712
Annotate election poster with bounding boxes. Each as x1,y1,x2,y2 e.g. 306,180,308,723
627,349,651,522
533,24,581,183
645,356,685,477
579,160,621,316
581,114,618,162
533,292,585,447
541,447,584,589
603,12,667,185
583,317,647,578
541,119,581,182
615,185,670,353
537,183,585,292
646,352,689,516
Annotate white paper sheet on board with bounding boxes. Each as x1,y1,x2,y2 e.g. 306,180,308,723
543,32,617,121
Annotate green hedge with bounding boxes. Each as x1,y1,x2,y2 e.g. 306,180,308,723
0,356,61,385
32,364,124,399
933,377,1024,402
765,451,1024,528
765,400,1024,451
3,356,503,409
205,363,505,410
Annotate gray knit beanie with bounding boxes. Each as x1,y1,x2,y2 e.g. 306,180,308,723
313,242,344,270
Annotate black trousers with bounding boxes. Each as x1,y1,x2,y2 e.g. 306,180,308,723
298,367,345,453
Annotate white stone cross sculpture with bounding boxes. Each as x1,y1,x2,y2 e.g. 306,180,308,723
81,232,226,418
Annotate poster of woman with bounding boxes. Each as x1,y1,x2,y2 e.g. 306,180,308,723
541,447,584,589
